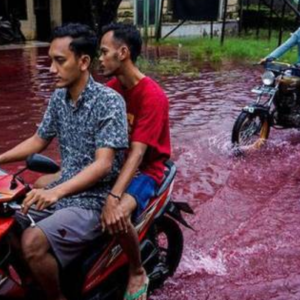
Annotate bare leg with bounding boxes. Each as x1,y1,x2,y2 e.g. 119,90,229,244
21,227,67,300
118,194,148,300
7,224,31,283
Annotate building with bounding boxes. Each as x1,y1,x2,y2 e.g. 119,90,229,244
0,0,239,40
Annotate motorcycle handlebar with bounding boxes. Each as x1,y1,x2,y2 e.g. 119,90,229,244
8,203,36,227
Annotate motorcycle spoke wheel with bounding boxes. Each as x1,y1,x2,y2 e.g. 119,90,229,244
157,233,170,263
154,216,183,277
232,111,270,151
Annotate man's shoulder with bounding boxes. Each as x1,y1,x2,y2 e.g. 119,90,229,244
90,81,125,112
142,77,166,95
139,77,168,105
89,80,122,100
48,88,66,106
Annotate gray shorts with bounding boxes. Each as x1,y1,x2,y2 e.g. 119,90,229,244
15,207,102,268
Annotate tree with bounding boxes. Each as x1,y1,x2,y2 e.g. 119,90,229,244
89,0,123,36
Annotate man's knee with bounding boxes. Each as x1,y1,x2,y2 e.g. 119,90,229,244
21,227,49,261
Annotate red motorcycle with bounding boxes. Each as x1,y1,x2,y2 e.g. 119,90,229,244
0,154,193,300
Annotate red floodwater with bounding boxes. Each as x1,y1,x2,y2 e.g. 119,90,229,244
1,46,300,300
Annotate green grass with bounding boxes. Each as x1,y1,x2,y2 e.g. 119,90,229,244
158,32,298,65
137,57,197,76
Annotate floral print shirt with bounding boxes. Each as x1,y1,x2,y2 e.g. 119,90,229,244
37,76,128,211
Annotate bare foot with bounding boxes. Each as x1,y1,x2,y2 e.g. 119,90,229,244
124,268,149,300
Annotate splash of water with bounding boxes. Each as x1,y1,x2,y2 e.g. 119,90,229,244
178,248,227,277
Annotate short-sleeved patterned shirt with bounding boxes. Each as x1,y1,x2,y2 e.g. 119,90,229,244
37,76,128,211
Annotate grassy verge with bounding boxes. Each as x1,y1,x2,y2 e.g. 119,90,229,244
137,58,195,76
158,32,298,64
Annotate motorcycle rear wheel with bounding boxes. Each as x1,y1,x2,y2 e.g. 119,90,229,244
149,216,183,290
82,216,184,300
232,110,270,151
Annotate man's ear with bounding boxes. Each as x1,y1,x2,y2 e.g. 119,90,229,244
80,54,91,71
119,45,130,61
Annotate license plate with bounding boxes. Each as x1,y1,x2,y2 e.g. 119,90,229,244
251,86,276,95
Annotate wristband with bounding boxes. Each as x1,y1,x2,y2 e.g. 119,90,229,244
108,191,121,201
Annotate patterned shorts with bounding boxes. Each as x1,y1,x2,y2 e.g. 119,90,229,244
15,206,102,268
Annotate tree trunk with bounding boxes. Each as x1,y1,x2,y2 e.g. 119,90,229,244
95,0,123,36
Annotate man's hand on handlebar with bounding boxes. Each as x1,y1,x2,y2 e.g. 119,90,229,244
259,57,275,65
259,58,267,65
22,188,60,214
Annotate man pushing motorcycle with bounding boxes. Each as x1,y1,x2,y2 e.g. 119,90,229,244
99,23,171,300
0,23,128,300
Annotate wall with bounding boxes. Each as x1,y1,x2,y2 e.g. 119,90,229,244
50,0,62,30
20,0,35,39
20,0,240,40
161,20,238,38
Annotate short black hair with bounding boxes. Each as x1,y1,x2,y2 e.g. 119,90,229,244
51,23,98,62
101,23,142,63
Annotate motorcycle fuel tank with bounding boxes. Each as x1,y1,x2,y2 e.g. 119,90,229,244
280,75,300,94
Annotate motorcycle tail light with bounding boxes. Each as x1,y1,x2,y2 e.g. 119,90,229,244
262,71,275,86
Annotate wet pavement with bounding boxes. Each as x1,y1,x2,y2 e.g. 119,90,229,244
1,46,300,300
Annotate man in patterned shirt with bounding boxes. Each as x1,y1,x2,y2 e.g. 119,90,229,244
0,23,128,300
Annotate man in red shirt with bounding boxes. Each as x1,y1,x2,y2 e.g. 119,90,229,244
99,23,171,300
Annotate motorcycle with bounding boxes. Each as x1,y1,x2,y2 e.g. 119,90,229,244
231,61,300,150
0,16,25,45
0,154,193,300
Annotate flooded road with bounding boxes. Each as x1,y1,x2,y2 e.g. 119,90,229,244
1,46,300,300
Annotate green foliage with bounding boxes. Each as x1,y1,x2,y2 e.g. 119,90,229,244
159,32,298,64
137,57,198,76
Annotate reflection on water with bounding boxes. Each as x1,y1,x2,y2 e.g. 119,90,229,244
1,47,300,300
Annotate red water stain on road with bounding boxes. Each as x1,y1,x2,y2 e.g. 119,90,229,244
1,47,300,300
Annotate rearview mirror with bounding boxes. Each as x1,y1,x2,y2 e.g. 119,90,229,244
26,154,60,174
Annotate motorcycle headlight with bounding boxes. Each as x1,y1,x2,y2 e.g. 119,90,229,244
262,71,275,86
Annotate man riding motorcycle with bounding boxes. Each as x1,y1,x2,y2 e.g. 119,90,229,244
99,23,171,300
0,23,128,300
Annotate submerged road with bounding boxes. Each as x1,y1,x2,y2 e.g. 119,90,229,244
1,46,300,300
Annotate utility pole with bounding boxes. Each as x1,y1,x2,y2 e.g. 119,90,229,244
279,1,286,46
221,0,228,45
256,0,261,39
238,0,243,36
268,0,274,40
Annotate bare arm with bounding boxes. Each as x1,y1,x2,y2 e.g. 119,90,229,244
0,133,50,164
33,172,61,189
23,147,116,212
110,142,147,197
101,142,147,233
53,147,115,198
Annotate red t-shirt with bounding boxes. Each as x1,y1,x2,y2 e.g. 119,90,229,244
107,76,171,184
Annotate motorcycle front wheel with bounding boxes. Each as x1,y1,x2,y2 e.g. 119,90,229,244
231,110,270,150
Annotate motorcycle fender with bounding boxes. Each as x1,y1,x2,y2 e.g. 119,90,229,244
242,105,270,117
165,202,194,230
0,218,14,239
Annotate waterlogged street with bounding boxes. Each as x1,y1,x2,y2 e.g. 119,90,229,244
1,46,300,300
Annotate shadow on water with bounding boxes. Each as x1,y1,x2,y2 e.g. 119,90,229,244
1,45,300,300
